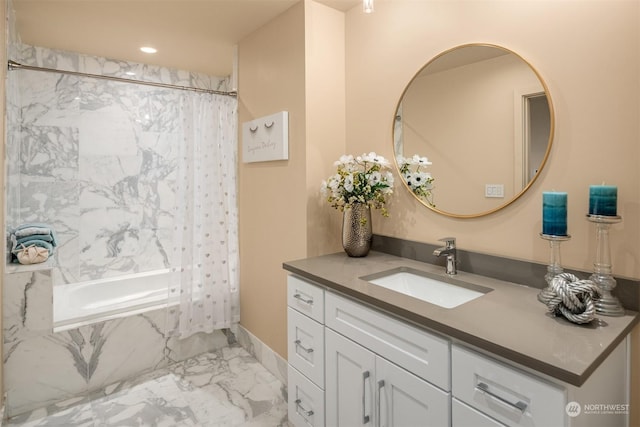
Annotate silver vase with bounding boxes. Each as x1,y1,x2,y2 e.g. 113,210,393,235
342,203,372,257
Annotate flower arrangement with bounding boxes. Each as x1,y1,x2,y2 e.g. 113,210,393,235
398,154,435,206
321,152,395,217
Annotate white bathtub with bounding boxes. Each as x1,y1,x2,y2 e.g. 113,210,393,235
53,268,174,332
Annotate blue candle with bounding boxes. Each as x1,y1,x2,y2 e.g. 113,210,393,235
542,191,568,236
589,185,617,216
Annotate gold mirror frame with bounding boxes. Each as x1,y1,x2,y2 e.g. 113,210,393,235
393,43,555,218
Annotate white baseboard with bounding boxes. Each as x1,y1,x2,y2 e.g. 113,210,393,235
235,324,288,386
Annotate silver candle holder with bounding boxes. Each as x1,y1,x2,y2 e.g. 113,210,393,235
587,214,624,316
537,233,571,304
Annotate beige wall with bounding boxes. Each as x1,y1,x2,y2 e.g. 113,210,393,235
238,2,307,359
304,0,345,257
345,1,639,277
238,0,344,358
343,0,639,423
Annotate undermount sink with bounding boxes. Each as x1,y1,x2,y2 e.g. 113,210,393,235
361,267,492,309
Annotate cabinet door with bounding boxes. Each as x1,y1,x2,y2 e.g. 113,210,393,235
325,291,450,391
289,365,325,427
326,329,376,427
452,398,506,427
376,357,450,427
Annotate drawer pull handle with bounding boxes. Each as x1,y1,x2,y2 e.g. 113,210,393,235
293,293,314,305
362,371,371,424
377,380,386,427
294,339,314,353
295,399,314,417
476,382,528,413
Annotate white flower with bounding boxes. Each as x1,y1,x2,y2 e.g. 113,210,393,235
361,152,390,168
368,171,382,186
383,172,395,190
373,155,390,168
412,154,432,166
360,152,374,162
403,172,417,189
403,156,417,166
321,152,395,217
328,174,341,189
400,154,435,206
334,154,354,166
343,173,354,192
320,180,328,196
413,172,430,186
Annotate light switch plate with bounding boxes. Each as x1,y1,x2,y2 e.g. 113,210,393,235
485,184,504,198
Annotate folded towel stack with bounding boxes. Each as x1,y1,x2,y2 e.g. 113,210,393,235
10,222,58,264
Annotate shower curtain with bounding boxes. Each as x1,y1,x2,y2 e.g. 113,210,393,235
170,91,239,339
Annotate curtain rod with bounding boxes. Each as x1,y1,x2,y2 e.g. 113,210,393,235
7,60,237,97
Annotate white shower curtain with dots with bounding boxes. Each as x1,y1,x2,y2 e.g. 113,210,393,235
170,91,239,339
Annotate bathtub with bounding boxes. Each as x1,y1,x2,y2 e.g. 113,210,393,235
53,268,174,332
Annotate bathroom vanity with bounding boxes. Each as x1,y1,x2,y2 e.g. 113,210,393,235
283,251,637,427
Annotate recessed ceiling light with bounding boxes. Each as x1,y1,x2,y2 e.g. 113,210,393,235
140,46,157,54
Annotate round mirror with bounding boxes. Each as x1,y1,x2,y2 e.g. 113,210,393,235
393,43,555,218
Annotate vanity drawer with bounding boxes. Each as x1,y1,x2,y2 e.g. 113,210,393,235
453,398,506,427
325,291,450,391
288,275,324,323
288,307,325,387
452,345,565,427
289,365,325,427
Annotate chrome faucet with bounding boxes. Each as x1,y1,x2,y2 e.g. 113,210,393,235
433,237,457,275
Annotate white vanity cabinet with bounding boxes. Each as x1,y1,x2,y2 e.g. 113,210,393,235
287,275,326,427
324,291,450,391
286,273,631,427
326,328,449,427
324,290,451,426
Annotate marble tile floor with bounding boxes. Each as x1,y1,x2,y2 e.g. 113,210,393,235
5,345,289,427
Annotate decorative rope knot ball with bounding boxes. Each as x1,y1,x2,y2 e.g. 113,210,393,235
538,272,601,324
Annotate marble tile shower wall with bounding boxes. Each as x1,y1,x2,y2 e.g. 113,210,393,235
3,44,232,417
7,43,230,283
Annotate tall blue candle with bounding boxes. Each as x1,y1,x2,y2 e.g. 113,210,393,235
589,185,617,216
542,191,568,236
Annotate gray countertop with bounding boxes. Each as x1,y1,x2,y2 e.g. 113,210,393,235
283,251,639,387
